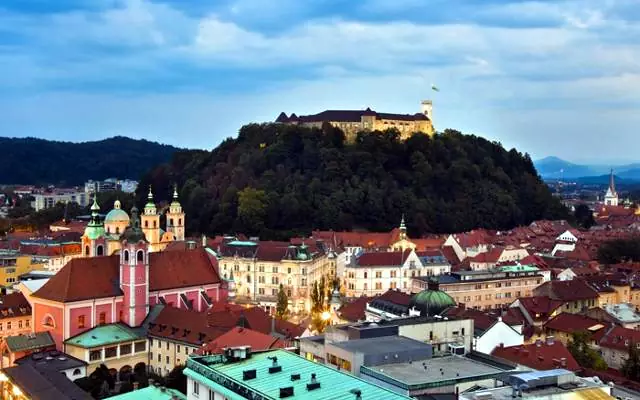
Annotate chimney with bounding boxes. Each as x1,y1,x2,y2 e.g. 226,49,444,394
202,234,207,248
546,336,555,346
133,382,139,390
499,343,504,348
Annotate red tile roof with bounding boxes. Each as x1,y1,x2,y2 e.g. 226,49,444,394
206,305,306,339
492,340,580,371
533,280,599,302
599,326,640,351
441,246,460,266
443,307,496,331
0,292,31,319
516,296,564,321
545,313,609,340
376,289,412,307
148,306,225,346
198,326,286,355
338,296,374,322
356,251,411,267
469,248,502,263
32,248,222,303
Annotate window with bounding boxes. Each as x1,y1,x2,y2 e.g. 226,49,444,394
135,341,146,352
234,264,239,272
193,381,200,396
18,320,22,329
390,271,397,278
259,265,264,272
43,315,54,328
272,266,278,273
145,220,149,228
0,323,3,331
137,250,144,262
287,289,292,297
247,265,251,272
209,389,215,400
153,220,157,228
120,344,132,355
271,276,279,285
77,315,85,329
272,288,277,296
90,350,102,361
96,245,104,256
364,272,368,279
258,288,265,295
99,312,106,325
105,346,117,358
73,369,81,376
170,218,174,226
157,354,161,362
179,219,182,225
390,282,397,289
288,267,292,274
119,310,124,321
166,356,170,364
6,322,11,330
177,345,181,353
246,275,251,283
166,342,170,350
116,227,120,234
124,250,129,262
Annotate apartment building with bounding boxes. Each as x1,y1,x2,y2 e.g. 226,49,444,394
412,265,549,310
216,239,335,314
32,190,89,212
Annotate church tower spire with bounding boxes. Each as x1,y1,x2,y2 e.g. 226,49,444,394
120,206,149,327
604,169,619,206
141,185,161,249
82,197,106,257
166,184,185,241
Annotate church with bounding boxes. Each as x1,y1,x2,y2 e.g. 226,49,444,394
82,186,185,256
29,205,232,349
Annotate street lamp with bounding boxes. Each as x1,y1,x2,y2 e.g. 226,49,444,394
321,311,331,321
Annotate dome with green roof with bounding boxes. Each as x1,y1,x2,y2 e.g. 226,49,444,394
104,200,130,223
409,278,456,317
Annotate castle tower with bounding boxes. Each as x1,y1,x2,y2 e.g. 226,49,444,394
82,198,106,257
420,100,433,122
166,185,185,241
141,186,161,247
604,169,618,206
120,206,149,327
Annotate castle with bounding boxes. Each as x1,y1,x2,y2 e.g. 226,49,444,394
81,186,185,256
275,100,435,141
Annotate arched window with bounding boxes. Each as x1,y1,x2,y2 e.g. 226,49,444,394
116,227,120,234
153,221,157,228
96,245,104,256
73,369,81,376
43,314,55,328
85,246,90,256
124,250,129,262
144,221,148,228
170,218,174,226
137,250,144,262
178,219,182,225
106,227,110,234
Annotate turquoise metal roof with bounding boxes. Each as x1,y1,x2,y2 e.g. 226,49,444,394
104,208,130,223
109,386,186,400
65,323,144,349
227,240,257,246
499,264,539,273
185,349,412,400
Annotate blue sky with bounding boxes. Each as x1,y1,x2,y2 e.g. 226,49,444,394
1,0,639,162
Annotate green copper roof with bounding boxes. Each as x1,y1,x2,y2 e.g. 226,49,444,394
499,264,539,273
65,323,144,349
6,332,55,352
185,349,412,400
83,225,105,240
109,386,186,400
410,281,456,317
227,240,258,246
105,200,130,223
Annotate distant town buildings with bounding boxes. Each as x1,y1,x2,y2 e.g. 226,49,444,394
84,178,138,194
275,100,435,142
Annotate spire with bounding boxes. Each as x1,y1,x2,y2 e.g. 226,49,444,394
173,184,178,200
400,214,406,231
147,185,154,201
89,197,102,226
609,169,616,194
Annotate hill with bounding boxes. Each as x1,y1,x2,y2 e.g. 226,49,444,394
138,124,569,239
0,136,181,185
534,156,640,181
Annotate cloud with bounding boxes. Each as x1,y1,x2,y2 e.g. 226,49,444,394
0,0,639,161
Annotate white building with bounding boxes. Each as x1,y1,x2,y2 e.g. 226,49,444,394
32,191,89,212
474,317,523,355
604,169,618,206
343,249,450,297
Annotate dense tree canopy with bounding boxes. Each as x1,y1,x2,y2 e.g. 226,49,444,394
138,124,568,238
598,238,640,264
0,136,179,185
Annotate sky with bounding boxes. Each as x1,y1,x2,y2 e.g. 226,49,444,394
1,0,639,162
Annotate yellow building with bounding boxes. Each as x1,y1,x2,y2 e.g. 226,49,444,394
0,250,45,288
276,100,435,142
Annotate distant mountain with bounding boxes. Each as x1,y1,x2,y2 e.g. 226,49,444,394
0,136,181,186
534,156,640,181
534,156,598,179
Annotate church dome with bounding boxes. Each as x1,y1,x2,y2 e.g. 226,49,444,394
409,279,456,317
104,200,130,223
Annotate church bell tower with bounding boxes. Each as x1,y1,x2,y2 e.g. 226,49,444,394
120,207,149,327
166,185,185,241
141,186,161,248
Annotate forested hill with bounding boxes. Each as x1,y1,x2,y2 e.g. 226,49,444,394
138,124,569,238
0,136,180,185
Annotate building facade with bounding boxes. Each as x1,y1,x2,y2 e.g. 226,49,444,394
275,101,435,142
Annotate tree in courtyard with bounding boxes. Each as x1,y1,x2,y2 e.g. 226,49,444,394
276,284,288,319
311,282,320,313
165,365,187,395
621,341,640,381
568,331,607,370
573,204,595,229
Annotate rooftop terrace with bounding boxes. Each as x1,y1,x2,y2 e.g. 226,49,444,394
185,349,412,400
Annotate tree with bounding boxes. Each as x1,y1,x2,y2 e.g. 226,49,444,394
276,284,288,319
310,282,320,314
165,365,187,395
568,331,607,370
573,204,595,229
622,342,640,381
318,276,326,311
237,187,267,235
598,238,640,265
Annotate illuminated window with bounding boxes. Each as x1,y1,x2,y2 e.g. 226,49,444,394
99,312,106,325
77,315,85,329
